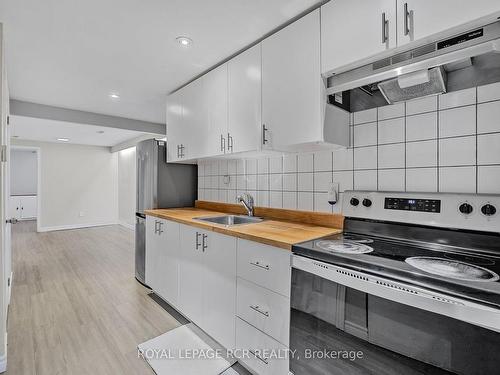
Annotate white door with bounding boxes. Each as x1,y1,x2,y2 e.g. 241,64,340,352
20,196,37,219
262,9,322,149
156,220,180,307
0,23,12,340
166,89,184,162
397,0,500,46
202,232,237,349
205,64,228,157
228,44,262,154
321,0,397,73
178,224,204,325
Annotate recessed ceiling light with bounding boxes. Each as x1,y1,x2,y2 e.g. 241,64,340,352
109,93,120,100
57,138,70,142
176,36,193,47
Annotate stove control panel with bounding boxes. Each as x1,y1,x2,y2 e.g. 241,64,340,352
384,198,441,213
342,191,500,233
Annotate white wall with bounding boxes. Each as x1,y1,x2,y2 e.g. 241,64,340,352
118,147,136,229
10,149,37,195
11,139,118,231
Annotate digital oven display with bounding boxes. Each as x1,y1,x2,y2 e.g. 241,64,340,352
384,198,441,213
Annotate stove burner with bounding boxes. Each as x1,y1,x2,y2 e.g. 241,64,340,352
343,235,374,244
443,252,496,266
405,257,500,282
315,240,374,254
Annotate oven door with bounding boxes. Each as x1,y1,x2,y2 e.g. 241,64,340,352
290,255,500,375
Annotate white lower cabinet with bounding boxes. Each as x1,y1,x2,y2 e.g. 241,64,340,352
236,277,290,346
10,195,37,220
236,317,289,375
145,217,180,306
178,224,237,349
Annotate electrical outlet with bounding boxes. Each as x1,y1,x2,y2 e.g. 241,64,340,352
328,182,339,205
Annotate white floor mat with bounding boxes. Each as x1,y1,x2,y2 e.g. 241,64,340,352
138,324,233,375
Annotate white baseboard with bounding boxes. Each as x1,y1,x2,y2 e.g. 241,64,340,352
37,222,119,233
119,221,135,231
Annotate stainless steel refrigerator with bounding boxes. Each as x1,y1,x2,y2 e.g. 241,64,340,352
135,139,197,285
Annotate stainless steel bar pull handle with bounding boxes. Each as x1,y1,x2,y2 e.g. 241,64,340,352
227,133,233,152
220,134,225,152
154,220,159,234
249,350,269,365
262,124,268,145
195,232,201,250
157,221,164,235
250,305,270,317
404,3,410,36
250,261,270,270
202,234,208,252
381,12,388,44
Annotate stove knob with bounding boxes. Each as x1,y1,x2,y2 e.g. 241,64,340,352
362,198,372,207
481,204,497,216
350,197,360,206
459,203,473,215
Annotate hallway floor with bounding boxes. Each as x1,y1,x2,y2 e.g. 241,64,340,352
6,221,179,375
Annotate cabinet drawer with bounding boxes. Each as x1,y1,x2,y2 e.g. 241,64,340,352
236,317,289,375
237,239,291,297
237,278,290,346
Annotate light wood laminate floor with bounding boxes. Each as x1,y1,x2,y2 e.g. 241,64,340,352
6,221,180,375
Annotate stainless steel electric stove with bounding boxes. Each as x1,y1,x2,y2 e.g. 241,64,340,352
290,191,500,375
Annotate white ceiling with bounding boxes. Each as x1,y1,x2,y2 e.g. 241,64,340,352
0,0,322,124
10,115,154,147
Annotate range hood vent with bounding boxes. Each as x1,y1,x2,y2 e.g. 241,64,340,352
326,20,500,112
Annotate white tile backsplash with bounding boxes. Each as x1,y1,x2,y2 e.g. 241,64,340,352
378,143,405,169
406,112,437,141
439,167,477,193
378,117,405,144
439,87,476,110
354,146,377,170
198,82,500,212
406,96,438,115
406,140,437,168
439,105,476,137
354,122,377,147
439,136,476,167
477,101,500,134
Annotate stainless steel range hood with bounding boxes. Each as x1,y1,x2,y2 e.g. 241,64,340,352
326,20,500,112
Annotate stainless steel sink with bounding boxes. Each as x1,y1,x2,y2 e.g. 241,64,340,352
194,215,264,226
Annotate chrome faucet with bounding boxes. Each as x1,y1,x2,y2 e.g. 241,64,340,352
237,193,254,217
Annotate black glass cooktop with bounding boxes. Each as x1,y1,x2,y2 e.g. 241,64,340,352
293,229,500,308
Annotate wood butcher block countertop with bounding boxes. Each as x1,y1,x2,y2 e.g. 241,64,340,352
145,201,343,250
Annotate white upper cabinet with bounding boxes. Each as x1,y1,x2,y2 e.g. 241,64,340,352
397,0,500,46
204,63,228,156
262,9,323,150
321,0,397,74
228,44,262,154
182,79,206,160
166,89,184,162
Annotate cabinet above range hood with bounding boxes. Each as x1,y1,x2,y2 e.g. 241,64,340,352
326,20,500,112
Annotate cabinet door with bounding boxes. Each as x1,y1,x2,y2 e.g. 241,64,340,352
228,44,262,154
204,64,228,157
321,0,397,74
145,216,161,291
20,196,37,219
202,231,237,349
182,79,207,160
397,0,500,46
262,9,322,149
156,220,180,306
178,224,205,325
9,197,19,220
166,89,184,162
